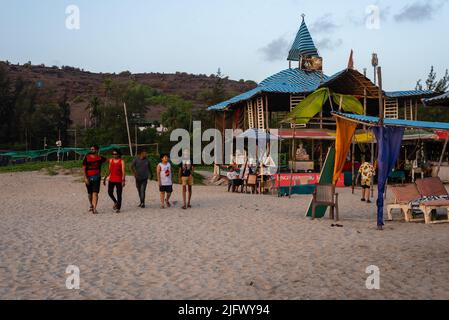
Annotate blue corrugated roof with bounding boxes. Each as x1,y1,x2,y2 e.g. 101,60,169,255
333,112,449,130
208,69,328,111
423,91,449,106
287,18,319,61
385,90,434,98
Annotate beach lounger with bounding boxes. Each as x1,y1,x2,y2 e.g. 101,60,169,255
415,177,449,224
387,184,422,222
415,177,448,197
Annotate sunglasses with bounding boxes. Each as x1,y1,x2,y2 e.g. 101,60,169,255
112,153,119,156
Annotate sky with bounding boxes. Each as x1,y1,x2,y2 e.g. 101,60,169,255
0,0,448,90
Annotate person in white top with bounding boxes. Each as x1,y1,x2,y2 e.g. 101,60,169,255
157,154,173,209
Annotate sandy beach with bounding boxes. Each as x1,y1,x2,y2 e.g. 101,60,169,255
0,171,448,300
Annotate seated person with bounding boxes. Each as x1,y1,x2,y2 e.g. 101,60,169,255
226,162,243,192
296,144,310,161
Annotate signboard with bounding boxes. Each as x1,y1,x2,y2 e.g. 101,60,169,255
300,56,323,71
273,173,345,188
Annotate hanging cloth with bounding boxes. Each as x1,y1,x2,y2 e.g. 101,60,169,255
373,126,405,227
333,118,358,184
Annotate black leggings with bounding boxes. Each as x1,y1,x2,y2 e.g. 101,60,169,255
108,182,123,209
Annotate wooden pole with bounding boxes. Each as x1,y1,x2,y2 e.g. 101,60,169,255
351,140,355,194
265,95,269,130
135,124,138,155
123,103,133,157
377,67,384,125
370,137,375,198
437,136,449,176
289,127,295,198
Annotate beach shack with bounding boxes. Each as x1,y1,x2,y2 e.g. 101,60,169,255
207,16,436,191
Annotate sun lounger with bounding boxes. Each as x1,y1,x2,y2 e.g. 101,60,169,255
415,177,449,224
387,184,423,222
415,177,448,197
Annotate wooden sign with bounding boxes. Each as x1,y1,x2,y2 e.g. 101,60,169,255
301,56,323,71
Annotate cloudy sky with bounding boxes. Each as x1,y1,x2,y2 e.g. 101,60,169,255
1,0,448,90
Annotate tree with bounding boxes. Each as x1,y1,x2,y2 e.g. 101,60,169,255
157,95,193,131
86,96,101,128
201,68,228,106
416,66,449,93
0,64,12,143
58,92,72,144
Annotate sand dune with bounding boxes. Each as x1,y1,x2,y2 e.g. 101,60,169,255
0,172,448,300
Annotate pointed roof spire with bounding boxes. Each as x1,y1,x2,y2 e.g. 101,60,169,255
347,49,354,69
287,14,319,62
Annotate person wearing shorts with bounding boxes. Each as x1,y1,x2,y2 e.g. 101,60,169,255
157,154,173,209
82,144,107,214
179,149,194,210
359,160,375,203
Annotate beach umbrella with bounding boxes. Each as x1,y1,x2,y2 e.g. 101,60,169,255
236,128,282,142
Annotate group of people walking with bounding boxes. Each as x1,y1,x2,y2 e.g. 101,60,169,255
82,145,194,214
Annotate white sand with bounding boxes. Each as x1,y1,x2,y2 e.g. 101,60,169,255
0,171,448,300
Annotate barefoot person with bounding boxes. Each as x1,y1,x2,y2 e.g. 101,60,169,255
131,149,153,208
104,149,126,213
179,149,194,210
157,154,173,209
82,145,107,214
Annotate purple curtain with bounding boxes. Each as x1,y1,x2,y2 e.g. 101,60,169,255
373,126,405,227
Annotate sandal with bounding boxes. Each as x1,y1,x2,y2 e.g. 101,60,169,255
88,206,93,212
165,200,171,208
182,205,187,210
187,204,192,208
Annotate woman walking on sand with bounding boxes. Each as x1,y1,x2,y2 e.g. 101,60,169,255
157,154,173,209
103,149,126,213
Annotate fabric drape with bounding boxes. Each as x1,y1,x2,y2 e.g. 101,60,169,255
373,126,405,226
333,118,357,184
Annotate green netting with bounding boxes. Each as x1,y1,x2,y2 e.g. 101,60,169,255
0,145,126,159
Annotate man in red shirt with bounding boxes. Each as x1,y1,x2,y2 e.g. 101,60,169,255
82,145,107,214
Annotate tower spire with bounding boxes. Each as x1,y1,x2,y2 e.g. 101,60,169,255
287,14,319,62
347,49,354,69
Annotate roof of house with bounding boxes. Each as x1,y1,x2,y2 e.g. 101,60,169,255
333,111,449,130
385,90,435,98
207,68,327,111
422,91,449,107
287,17,319,61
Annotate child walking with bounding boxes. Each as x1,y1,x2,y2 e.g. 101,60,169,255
157,154,173,209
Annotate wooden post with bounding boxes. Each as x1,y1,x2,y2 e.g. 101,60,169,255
377,67,384,125
222,112,226,160
123,103,133,156
370,139,375,198
351,140,356,194
265,95,269,130
437,136,449,176
415,99,418,121
135,124,138,155
289,127,296,198
363,88,367,128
